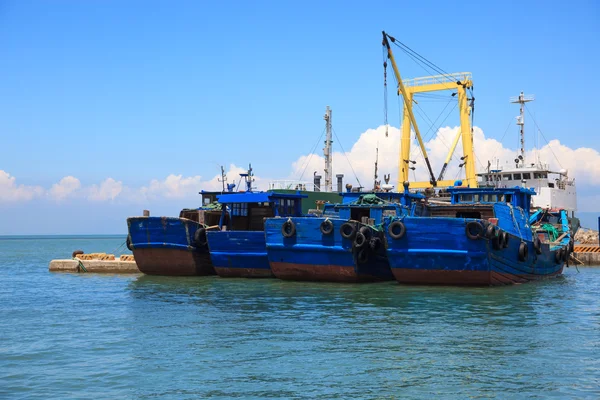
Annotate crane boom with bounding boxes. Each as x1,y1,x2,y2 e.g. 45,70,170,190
382,31,477,189
382,31,437,186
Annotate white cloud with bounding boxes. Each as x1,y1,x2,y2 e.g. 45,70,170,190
88,178,123,201
0,170,44,202
48,176,81,201
288,124,600,210
1,127,599,211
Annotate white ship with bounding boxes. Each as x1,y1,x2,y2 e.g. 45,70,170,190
477,92,577,218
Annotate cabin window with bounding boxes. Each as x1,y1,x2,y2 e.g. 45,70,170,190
460,194,473,202
534,172,548,179
513,173,522,180
276,199,297,216
481,194,494,202
505,194,512,204
502,174,512,181
473,194,480,202
522,173,531,180
231,203,248,217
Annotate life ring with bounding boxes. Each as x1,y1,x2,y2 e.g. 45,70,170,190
340,222,357,240
357,248,368,264
502,231,509,248
518,242,528,262
281,219,296,238
555,248,563,264
194,228,208,247
320,219,334,235
388,220,406,240
465,221,484,240
533,237,542,255
369,237,382,251
486,224,496,239
72,249,84,258
359,226,372,241
126,236,133,251
354,231,367,249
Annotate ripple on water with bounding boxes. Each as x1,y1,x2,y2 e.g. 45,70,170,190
0,237,599,399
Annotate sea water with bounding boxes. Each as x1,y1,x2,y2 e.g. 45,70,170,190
1,235,599,399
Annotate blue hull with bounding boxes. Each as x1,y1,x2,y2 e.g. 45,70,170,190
127,216,214,276
383,217,565,286
206,231,273,278
265,217,393,283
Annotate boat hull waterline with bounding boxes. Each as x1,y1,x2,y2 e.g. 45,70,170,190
266,217,394,283
384,217,565,286
127,216,214,276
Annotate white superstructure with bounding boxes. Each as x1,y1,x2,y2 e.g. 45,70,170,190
478,92,577,214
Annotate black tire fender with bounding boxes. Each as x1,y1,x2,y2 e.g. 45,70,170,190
359,226,372,241
126,235,133,251
486,223,497,239
340,222,357,240
555,248,563,264
502,231,509,248
281,219,296,238
562,248,569,262
369,237,382,251
388,220,406,240
518,242,528,262
357,248,368,264
533,237,542,255
320,219,334,235
492,235,502,250
354,231,367,249
465,221,484,240
194,227,208,247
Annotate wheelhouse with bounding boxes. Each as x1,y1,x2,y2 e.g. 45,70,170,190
216,192,307,231
325,191,424,223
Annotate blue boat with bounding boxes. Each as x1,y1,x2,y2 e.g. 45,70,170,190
207,191,307,278
382,186,572,286
126,191,225,276
265,191,422,283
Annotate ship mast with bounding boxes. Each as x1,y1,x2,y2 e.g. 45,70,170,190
510,92,534,167
373,145,379,190
323,106,333,192
218,165,227,192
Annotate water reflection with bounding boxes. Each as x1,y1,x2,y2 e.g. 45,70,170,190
126,273,585,397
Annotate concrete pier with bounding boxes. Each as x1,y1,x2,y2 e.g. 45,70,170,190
573,245,600,266
49,259,140,273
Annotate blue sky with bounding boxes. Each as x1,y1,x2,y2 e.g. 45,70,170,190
0,0,599,234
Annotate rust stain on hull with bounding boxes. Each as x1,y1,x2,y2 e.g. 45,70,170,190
213,267,274,278
270,262,388,283
133,248,215,276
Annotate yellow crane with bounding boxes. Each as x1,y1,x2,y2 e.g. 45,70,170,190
381,31,478,189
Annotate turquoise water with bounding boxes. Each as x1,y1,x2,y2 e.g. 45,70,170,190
1,235,599,399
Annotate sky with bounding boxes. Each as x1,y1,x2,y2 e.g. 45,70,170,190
0,0,599,234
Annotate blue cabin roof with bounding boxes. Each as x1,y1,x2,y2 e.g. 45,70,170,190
217,191,307,204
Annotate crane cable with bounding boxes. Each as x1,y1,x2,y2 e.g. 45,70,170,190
298,127,326,182
525,104,564,169
382,47,389,137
